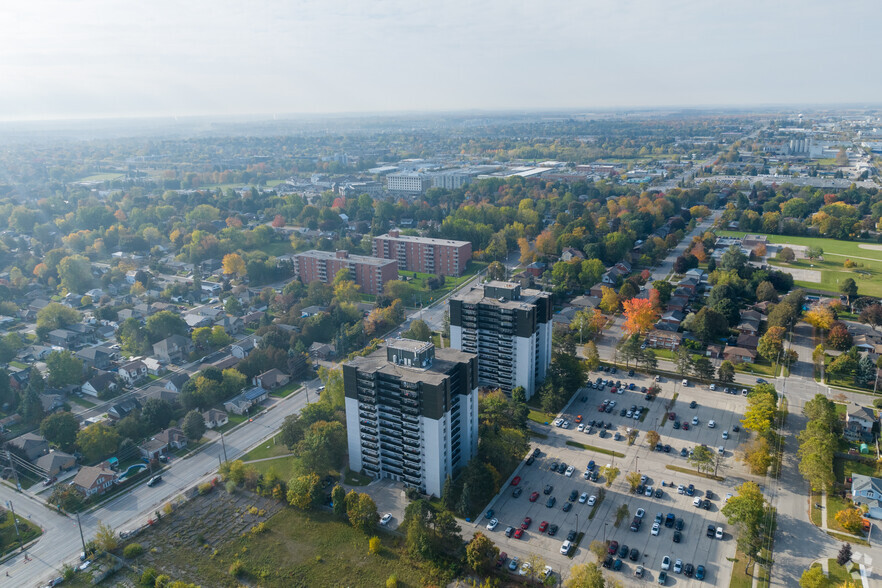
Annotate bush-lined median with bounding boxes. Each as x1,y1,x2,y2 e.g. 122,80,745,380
566,441,625,458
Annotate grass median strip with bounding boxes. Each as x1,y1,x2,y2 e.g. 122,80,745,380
588,489,605,520
566,441,625,458
665,464,724,482
826,531,870,546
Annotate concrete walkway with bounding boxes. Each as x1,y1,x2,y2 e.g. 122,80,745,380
241,454,296,464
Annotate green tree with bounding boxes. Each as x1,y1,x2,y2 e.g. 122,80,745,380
36,303,81,331
209,325,232,347
718,360,736,383
145,311,189,343
692,357,715,380
742,386,778,433
799,566,826,588
347,492,379,533
756,281,779,302
675,346,693,376
565,562,606,588
141,398,174,431
465,532,499,577
40,411,80,451
286,472,322,510
57,255,94,294
46,350,84,388
840,278,858,306
331,485,347,518
691,307,729,343
721,481,768,573
182,410,206,441
652,280,674,304
778,247,796,263
720,245,748,272
77,423,120,462
688,445,715,473
583,341,600,371
94,521,118,551
297,420,346,475
486,261,506,281
402,319,432,342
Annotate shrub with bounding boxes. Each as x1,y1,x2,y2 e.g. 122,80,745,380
386,574,399,588
248,506,259,515
123,543,144,558
140,568,158,587
229,560,245,577
250,522,267,535
225,480,237,494
368,536,381,554
198,482,213,495
154,575,171,588
62,564,76,581
163,502,173,515
835,507,865,534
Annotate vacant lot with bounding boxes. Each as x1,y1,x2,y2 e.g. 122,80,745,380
718,231,882,297
121,488,429,587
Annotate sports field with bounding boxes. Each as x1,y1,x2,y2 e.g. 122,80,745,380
717,231,882,297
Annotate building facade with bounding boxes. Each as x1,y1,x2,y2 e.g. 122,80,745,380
448,281,552,400
343,339,478,497
292,250,398,296
373,230,472,277
386,172,431,194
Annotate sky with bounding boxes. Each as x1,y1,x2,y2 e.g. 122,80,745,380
1,0,880,121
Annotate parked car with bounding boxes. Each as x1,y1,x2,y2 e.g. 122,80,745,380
381,513,393,526
661,556,671,570
147,475,162,487
696,564,706,580
486,518,498,530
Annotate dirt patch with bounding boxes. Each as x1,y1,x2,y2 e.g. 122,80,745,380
858,244,882,252
775,266,822,283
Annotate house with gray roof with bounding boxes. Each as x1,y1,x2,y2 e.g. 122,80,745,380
851,474,882,519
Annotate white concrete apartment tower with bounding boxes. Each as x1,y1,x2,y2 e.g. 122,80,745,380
343,339,478,497
448,281,552,400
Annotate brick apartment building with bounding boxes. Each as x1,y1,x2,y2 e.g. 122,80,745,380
373,230,472,277
293,250,398,296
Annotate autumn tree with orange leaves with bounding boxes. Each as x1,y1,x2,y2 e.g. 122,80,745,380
622,298,658,336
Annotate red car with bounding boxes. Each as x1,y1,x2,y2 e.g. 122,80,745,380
598,405,606,412
539,521,548,532
511,476,521,486
608,540,619,554
530,491,540,502
682,423,690,431
514,528,524,539
521,517,532,529
574,415,583,423
611,387,618,394
669,412,676,420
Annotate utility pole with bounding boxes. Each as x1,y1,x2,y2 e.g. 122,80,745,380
220,429,228,462
6,450,21,491
75,511,87,556
6,501,23,553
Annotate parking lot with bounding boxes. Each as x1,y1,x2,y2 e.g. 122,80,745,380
478,369,753,585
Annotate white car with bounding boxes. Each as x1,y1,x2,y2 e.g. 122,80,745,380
674,559,683,574
633,410,642,420
587,495,597,506
635,508,645,518
565,465,575,477
661,555,671,570
725,493,733,503
487,518,498,531
519,562,533,576
692,416,699,425
682,379,688,386
640,475,647,484
553,418,564,427
617,387,623,394
709,383,716,391
677,484,685,494
722,430,729,439
560,540,573,555
583,471,591,479
609,400,617,408
645,486,653,496
543,565,554,580
626,410,633,418
651,522,660,536
380,513,393,526
579,492,588,503
562,420,570,429
708,420,716,428
716,526,724,539
577,423,585,432
693,497,702,507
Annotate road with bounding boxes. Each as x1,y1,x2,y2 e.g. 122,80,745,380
1,381,314,586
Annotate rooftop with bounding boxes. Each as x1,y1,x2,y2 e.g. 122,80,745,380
295,250,396,267
346,344,474,386
377,233,469,247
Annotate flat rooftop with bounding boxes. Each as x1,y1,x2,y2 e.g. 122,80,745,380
346,345,474,385
295,250,396,267
377,233,469,247
453,282,549,310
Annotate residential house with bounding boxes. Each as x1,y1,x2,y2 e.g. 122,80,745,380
524,261,546,278
658,310,685,330
118,360,147,385
677,276,700,294
254,368,290,390
139,438,168,460
143,385,180,405
142,357,164,376
7,432,50,461
309,342,336,361
152,334,193,364
735,310,762,336
723,346,757,364
684,268,707,281
243,311,265,327
667,296,690,313
736,333,760,351
108,398,141,420
39,393,65,413
203,408,229,429
164,372,190,394
34,451,77,477
71,465,116,497
851,474,882,519
646,330,683,350
706,345,723,359
601,261,631,286
155,427,188,450
8,367,30,390
231,337,261,359
300,305,326,318
853,335,878,354
223,387,268,415
845,406,878,442
48,329,81,349
76,347,113,370
81,371,118,398
183,314,213,329
214,315,243,335
560,247,585,262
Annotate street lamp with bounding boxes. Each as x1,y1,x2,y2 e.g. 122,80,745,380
575,513,579,535
603,523,608,542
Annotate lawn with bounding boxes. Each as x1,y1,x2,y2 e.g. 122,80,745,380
826,493,856,534
269,382,301,399
735,358,779,377
664,464,724,481
528,409,556,425
729,547,757,588
242,436,290,461
827,559,853,585
717,231,882,297
76,172,124,183
70,396,97,409
402,261,487,306
0,509,42,557
249,455,299,481
344,468,374,486
833,456,877,483
565,441,625,458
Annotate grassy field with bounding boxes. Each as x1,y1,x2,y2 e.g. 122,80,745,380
717,231,882,297
242,436,290,461
827,559,853,585
826,493,853,533
664,464,724,481
528,409,556,425
269,382,301,399
76,172,124,183
729,547,757,588
402,261,487,306
250,456,299,481
0,510,42,556
833,456,878,483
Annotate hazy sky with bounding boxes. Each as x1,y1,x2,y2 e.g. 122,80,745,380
1,0,880,121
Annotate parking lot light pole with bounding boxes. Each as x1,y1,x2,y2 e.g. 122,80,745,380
575,513,579,534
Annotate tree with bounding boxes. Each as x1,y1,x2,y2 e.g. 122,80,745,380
486,261,506,281
675,346,693,377
689,445,715,473
222,253,247,277
583,341,600,371
860,304,882,330
840,278,858,306
95,521,118,551
827,323,853,351
287,472,322,510
182,410,206,440
602,465,619,487
718,360,736,383
209,325,232,347
348,492,380,533
741,437,773,475
622,298,657,336
619,281,638,301
836,508,865,534
588,540,608,563
332,485,347,518
755,281,778,302
76,422,120,462
799,566,826,588
743,384,778,433
756,327,785,363
645,430,660,450
40,411,79,451
691,307,729,343
599,286,619,314
720,245,748,272
57,255,94,294
626,471,642,492
722,481,768,572
652,280,674,304
565,562,605,588
145,311,188,343
465,532,499,577
402,319,432,342
46,350,84,388
806,246,824,260
141,398,174,431
777,247,796,263
692,357,715,381
297,420,346,476
837,543,853,566
36,303,81,331
804,306,835,331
